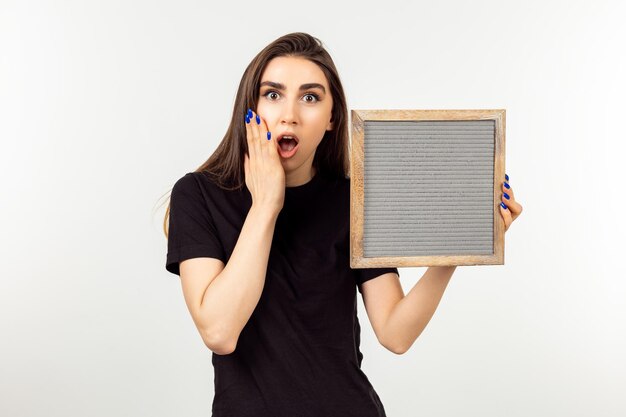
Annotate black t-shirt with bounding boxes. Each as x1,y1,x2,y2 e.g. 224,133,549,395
166,170,400,417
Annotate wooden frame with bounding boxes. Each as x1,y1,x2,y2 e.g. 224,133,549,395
350,109,506,268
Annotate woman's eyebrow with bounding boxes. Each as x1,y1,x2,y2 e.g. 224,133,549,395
260,81,326,94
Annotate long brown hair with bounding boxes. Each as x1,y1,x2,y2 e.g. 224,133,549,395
162,32,350,238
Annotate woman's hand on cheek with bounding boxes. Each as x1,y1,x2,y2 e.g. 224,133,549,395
243,108,285,214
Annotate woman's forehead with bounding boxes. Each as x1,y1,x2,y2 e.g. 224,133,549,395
260,57,328,89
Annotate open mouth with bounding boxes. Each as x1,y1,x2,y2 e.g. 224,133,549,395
277,134,299,158
278,137,298,152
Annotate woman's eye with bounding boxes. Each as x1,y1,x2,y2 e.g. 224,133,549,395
263,91,319,103
303,94,319,103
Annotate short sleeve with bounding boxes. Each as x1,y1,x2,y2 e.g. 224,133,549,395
165,173,226,276
352,267,400,295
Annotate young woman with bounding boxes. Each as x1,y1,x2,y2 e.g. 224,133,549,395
163,32,522,417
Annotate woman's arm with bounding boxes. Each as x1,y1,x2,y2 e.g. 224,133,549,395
180,204,279,355
361,266,456,355
363,175,522,354
384,266,455,354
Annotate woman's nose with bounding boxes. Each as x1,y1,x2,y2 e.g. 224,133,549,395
280,102,299,125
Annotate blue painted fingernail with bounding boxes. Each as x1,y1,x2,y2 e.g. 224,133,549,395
504,182,510,189
267,131,271,140
505,174,509,181
503,192,510,200
256,114,260,125
500,202,508,209
245,116,250,124
247,109,252,118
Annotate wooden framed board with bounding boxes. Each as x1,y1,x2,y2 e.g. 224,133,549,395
350,109,506,268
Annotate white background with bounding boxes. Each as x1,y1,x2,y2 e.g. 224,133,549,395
1,0,624,416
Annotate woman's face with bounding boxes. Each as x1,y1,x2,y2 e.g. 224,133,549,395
256,56,334,183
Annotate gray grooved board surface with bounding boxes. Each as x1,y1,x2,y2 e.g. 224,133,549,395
363,120,495,257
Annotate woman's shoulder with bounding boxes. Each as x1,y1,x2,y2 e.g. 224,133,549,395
171,171,251,217
170,172,230,206
171,171,209,193
176,171,245,193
